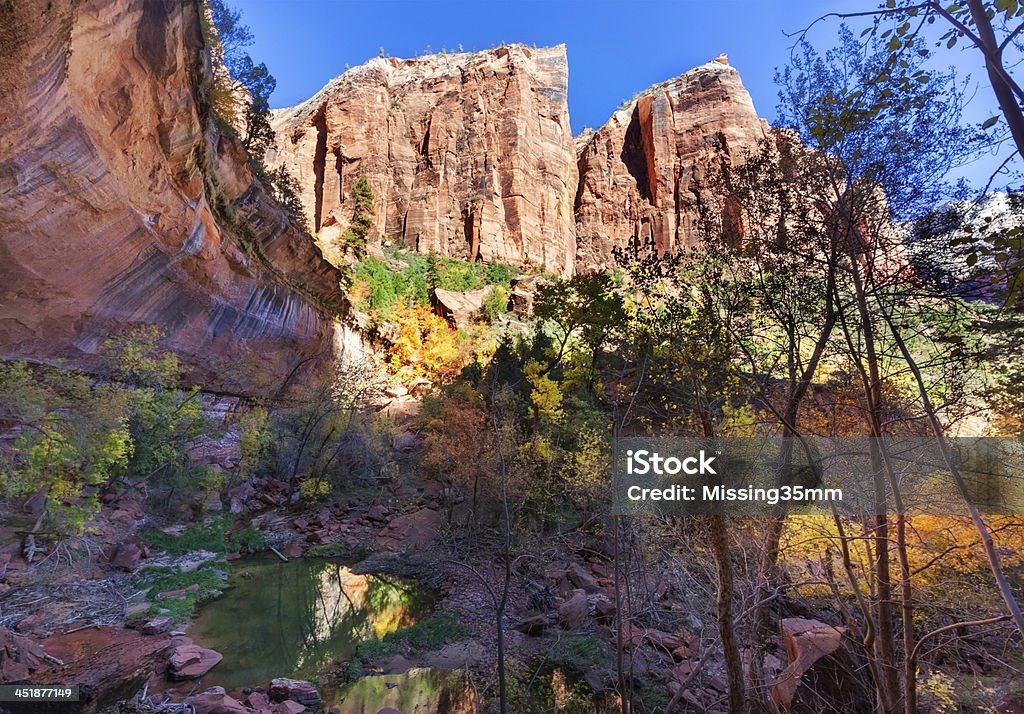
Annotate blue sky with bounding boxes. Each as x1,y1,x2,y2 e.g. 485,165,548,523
239,0,1009,188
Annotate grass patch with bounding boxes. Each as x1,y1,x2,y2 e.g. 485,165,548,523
355,612,468,662
230,524,268,553
303,543,369,560
382,611,468,650
356,637,398,660
140,516,266,555
136,561,227,622
526,635,620,712
549,634,615,675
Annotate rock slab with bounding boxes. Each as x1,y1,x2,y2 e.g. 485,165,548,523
375,508,441,551
186,687,249,714
168,644,223,680
269,677,321,706
770,617,850,711
0,627,45,682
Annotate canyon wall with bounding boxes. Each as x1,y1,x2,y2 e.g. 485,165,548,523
269,45,578,276
574,55,769,269
0,1,771,390
271,50,768,275
0,0,346,394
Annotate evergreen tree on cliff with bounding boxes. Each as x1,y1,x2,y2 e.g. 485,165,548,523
205,0,275,159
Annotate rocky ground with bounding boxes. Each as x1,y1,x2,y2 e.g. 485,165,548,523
0,490,857,714
0,391,868,714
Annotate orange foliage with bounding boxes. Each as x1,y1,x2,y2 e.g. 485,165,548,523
780,514,1024,612
419,383,503,518
385,299,466,381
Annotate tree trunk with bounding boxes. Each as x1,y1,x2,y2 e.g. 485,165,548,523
962,0,1024,160
896,513,916,714
710,514,746,714
839,254,901,712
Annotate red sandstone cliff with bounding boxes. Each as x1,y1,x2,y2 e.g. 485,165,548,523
268,45,578,276
574,56,768,268
0,0,346,394
271,50,768,276
0,1,771,387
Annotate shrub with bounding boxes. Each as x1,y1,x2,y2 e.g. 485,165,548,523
0,361,133,534
350,249,520,317
101,329,217,513
137,561,227,622
482,285,509,322
484,261,517,286
299,477,330,501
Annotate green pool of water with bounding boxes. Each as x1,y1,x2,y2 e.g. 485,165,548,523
188,556,433,692
326,667,473,714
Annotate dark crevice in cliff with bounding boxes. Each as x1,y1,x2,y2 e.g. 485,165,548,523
673,145,684,245
620,104,653,204
573,154,587,214
464,204,480,262
420,116,432,164
136,0,170,76
333,146,344,205
312,105,328,232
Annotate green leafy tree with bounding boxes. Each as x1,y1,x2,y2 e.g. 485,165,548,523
0,362,133,534
805,1,1024,296
835,0,1024,161
425,251,443,290
270,358,384,499
235,55,276,157
206,0,253,76
237,406,270,481
758,26,1024,711
101,328,212,511
351,177,374,237
533,272,626,387
204,0,277,161
481,285,509,322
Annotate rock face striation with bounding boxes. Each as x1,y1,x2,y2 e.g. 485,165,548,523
271,49,769,275
0,0,346,394
574,55,769,268
1,1,771,381
269,45,578,276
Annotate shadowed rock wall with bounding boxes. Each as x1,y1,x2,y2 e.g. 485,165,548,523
0,0,347,394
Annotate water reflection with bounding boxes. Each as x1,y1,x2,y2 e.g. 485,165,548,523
189,556,432,691
328,668,474,714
